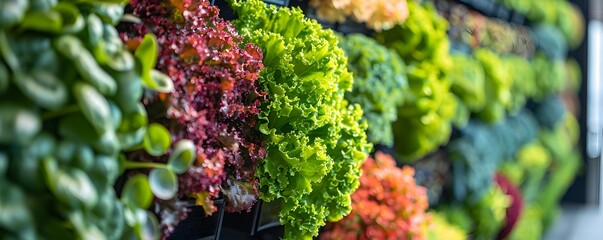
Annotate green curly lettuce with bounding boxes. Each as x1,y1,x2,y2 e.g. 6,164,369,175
504,55,537,113
532,53,567,99
376,1,456,161
448,53,486,127
474,48,513,123
231,1,372,239
338,33,408,146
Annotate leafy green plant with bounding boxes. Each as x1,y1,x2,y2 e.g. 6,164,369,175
504,55,537,113
470,185,511,240
231,0,372,239
474,48,513,123
448,111,538,204
427,212,468,240
532,54,567,100
376,1,457,161
507,205,543,240
448,53,486,127
338,33,408,147
0,0,191,239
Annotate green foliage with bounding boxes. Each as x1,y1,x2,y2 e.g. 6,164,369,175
474,48,513,123
376,1,456,161
504,55,537,113
338,33,408,146
427,212,468,240
507,205,543,240
498,0,585,49
232,0,371,239
500,141,551,203
0,0,192,239
448,53,486,127
470,186,511,240
532,54,568,100
533,24,568,60
537,151,580,230
448,111,538,204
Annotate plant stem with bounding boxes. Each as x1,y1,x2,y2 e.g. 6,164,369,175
123,161,168,170
41,105,80,120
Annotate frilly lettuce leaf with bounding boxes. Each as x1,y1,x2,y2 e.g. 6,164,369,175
474,48,513,123
232,0,371,239
376,1,456,161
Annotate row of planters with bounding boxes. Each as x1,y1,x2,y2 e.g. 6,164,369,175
0,0,584,240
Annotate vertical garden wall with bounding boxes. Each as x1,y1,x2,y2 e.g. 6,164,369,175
0,0,584,239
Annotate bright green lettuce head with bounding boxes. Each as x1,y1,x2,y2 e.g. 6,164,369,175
504,55,537,113
474,48,513,123
448,53,486,127
338,33,408,147
376,1,456,161
532,53,567,100
231,0,372,239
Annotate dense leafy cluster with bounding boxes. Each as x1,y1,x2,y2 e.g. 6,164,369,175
446,4,535,56
504,55,537,113
497,0,584,48
447,111,538,204
533,24,568,61
507,206,543,240
427,212,467,240
448,53,486,127
376,1,456,161
473,48,513,122
532,54,567,100
469,185,511,240
537,113,581,229
499,141,551,202
320,152,431,240
309,0,409,31
121,0,267,221
338,33,408,146
231,0,372,239
0,0,188,239
495,173,524,239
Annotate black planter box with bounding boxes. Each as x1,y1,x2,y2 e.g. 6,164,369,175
168,199,225,240
220,199,282,238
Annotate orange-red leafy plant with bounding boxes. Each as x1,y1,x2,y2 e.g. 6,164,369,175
320,152,431,240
